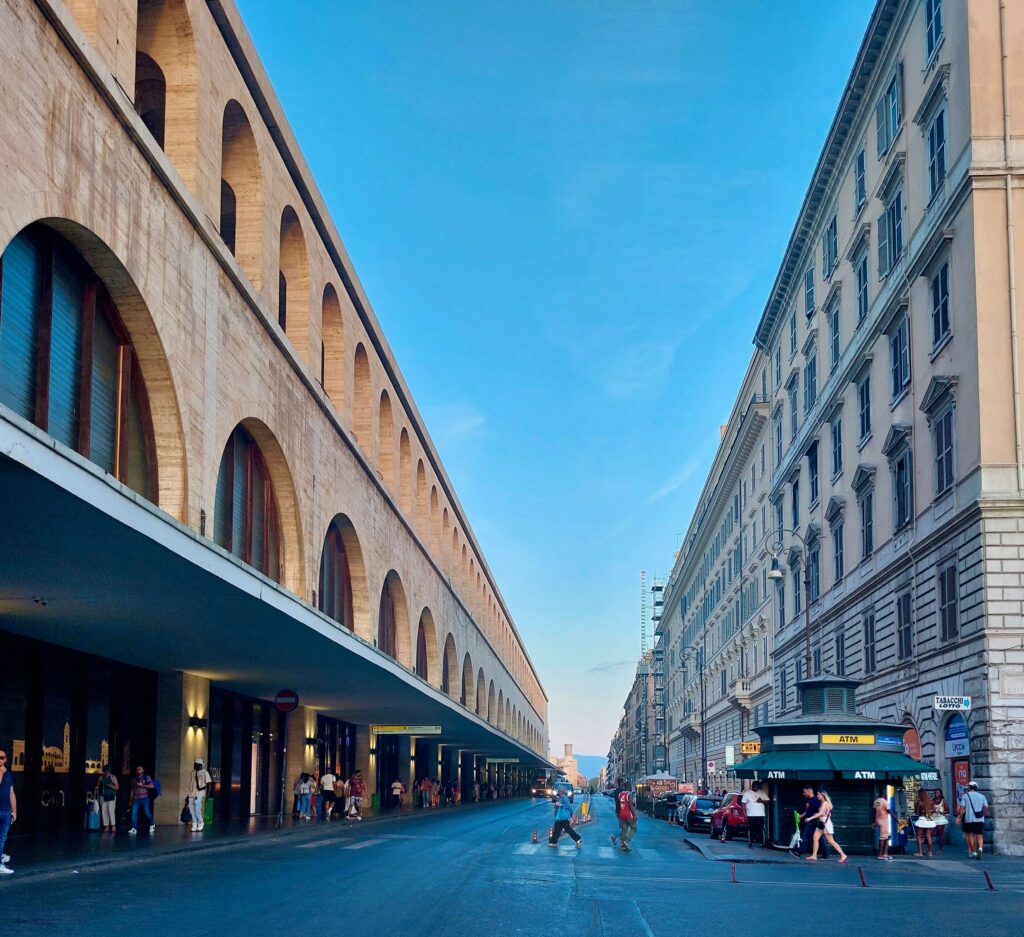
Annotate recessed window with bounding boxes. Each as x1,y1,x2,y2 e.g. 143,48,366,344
879,184,905,277
897,591,913,660
791,479,800,529
808,538,820,602
774,411,783,467
822,216,839,278
856,251,869,323
835,629,846,676
876,65,903,158
893,448,914,531
804,268,816,318
938,561,958,641
854,147,867,211
890,315,911,399
928,108,947,197
858,375,872,441
831,419,843,478
926,0,944,58
774,343,782,388
828,302,841,370
804,350,817,413
789,309,798,358
808,443,819,505
931,261,950,347
832,520,845,582
863,613,877,674
859,489,874,558
934,405,955,495
789,380,799,440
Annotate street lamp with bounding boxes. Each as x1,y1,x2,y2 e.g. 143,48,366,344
766,527,814,682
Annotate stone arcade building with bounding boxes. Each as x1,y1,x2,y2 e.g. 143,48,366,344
0,0,549,835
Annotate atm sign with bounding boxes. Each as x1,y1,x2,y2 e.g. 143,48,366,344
822,734,875,745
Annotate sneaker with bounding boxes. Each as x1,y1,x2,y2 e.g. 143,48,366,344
976,851,983,860
149,825,156,834
621,844,631,853
190,824,197,832
576,840,583,849
0,866,12,875
968,851,976,858
197,823,204,831
1,854,9,864
129,828,137,836
548,843,558,848
609,834,618,846
838,857,849,864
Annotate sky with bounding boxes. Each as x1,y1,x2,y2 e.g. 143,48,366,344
236,0,877,757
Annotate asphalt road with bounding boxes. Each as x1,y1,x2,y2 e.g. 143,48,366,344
2,795,1021,936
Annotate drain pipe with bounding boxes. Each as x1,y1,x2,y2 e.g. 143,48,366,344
1000,0,1024,492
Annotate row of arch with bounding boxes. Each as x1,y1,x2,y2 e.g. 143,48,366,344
44,0,542,721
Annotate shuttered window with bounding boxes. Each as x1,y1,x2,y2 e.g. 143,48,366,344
378,581,397,658
0,225,156,501
319,523,354,630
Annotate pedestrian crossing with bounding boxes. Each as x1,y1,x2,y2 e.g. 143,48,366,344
513,843,664,861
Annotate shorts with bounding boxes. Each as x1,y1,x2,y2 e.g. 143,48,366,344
322,791,336,804
963,821,984,834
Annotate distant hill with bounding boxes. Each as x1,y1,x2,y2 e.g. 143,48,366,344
574,755,607,782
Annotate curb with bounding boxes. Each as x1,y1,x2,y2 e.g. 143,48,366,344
682,835,788,864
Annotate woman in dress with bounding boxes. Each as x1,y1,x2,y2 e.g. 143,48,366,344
806,789,849,863
914,789,937,857
931,788,949,854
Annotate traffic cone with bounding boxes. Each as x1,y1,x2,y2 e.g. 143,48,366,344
531,828,538,843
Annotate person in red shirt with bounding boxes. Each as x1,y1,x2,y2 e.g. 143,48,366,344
609,778,637,853
347,770,366,820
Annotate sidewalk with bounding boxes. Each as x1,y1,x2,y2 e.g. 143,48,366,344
0,801,500,882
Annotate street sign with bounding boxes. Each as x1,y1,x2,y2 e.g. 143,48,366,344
485,758,520,765
934,695,971,711
725,745,735,766
706,760,715,771
274,689,299,713
371,725,442,735
740,741,761,755
822,734,875,745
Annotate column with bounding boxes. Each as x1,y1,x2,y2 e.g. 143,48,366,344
153,671,209,825
283,705,316,810
355,724,377,800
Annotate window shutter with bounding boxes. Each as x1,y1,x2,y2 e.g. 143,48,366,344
214,433,234,550
877,210,889,278
48,244,86,449
250,454,267,571
0,230,43,420
89,305,120,475
875,97,887,157
124,367,151,497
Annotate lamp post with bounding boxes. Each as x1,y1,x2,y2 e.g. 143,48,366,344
766,527,815,683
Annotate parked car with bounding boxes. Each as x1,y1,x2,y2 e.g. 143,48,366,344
710,792,748,841
653,792,681,820
680,794,718,832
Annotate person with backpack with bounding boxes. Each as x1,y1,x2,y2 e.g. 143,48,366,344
187,759,211,832
609,777,637,853
956,781,990,859
94,764,119,833
129,765,156,835
548,789,582,848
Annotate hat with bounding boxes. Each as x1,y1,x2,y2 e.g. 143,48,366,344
195,758,205,767
967,781,978,789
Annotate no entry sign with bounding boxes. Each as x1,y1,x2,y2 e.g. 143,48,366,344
274,689,300,713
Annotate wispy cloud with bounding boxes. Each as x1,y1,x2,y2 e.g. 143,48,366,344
648,454,703,503
589,659,634,674
427,401,486,446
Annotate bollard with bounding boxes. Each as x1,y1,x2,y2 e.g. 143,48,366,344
731,862,737,883
984,870,996,891
857,866,868,888
531,829,538,843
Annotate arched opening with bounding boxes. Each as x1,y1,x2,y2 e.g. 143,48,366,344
378,390,394,487
442,509,451,569
214,423,282,581
0,223,160,503
135,0,198,180
353,343,372,449
415,460,428,534
430,487,440,552
278,206,309,357
377,570,410,665
512,706,518,739
487,681,496,724
461,545,468,593
133,52,166,147
497,690,504,730
318,514,369,633
441,633,458,696
321,283,344,402
505,700,511,733
220,101,262,285
415,608,439,685
476,669,486,717
399,429,413,515
461,653,474,709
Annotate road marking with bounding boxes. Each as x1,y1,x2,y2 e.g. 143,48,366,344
597,847,616,859
342,838,385,850
294,839,340,849
636,849,663,862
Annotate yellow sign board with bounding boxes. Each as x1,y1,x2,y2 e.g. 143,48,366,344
371,725,442,735
822,734,875,745
740,741,761,754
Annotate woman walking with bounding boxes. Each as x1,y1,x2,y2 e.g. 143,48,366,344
931,789,949,853
914,789,937,857
806,789,848,863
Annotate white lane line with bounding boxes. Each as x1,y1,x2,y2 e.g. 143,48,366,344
636,849,663,861
514,843,544,855
294,839,340,849
597,847,616,859
342,838,386,850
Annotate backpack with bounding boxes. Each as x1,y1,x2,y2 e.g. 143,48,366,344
150,778,162,799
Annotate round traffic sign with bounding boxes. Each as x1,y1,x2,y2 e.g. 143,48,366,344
706,760,715,771
274,688,299,713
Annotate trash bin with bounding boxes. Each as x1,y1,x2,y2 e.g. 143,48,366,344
371,792,380,812
204,797,214,823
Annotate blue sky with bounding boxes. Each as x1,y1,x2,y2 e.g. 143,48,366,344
237,0,877,756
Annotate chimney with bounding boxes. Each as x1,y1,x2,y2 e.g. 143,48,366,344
564,744,572,757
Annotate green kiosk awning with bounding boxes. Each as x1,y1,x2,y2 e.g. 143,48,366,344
733,749,938,782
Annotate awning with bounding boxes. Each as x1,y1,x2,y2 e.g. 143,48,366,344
733,749,938,781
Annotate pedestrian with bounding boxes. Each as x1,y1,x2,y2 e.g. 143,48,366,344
873,791,894,861
299,773,313,819
320,767,337,820
292,774,303,818
335,773,348,818
931,788,949,853
741,782,768,848
0,749,16,875
390,777,405,810
453,783,461,805
431,778,440,807
347,769,366,820
419,776,431,809
472,780,480,803
187,759,211,832
548,789,582,849
791,786,825,858
913,788,936,857
806,789,848,863
609,777,637,853
94,764,119,833
309,769,320,819
666,793,679,826
956,780,989,859
129,765,156,835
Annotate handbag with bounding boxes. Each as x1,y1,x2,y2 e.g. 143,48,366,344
181,802,191,823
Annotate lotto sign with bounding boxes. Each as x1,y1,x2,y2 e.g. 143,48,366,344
934,695,971,711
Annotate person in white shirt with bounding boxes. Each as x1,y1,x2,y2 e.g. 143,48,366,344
741,782,769,848
187,759,212,832
320,770,337,820
957,781,990,859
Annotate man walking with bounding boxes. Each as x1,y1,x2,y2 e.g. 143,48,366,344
187,759,211,832
742,782,768,848
957,780,989,859
548,789,582,849
129,765,156,835
347,769,366,820
320,767,337,820
610,777,637,853
0,749,16,875
791,786,825,858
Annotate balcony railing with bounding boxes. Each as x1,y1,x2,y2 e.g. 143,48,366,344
728,678,753,711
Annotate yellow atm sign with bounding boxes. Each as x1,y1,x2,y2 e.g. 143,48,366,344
823,734,875,745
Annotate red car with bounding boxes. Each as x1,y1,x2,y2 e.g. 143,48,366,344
710,792,748,841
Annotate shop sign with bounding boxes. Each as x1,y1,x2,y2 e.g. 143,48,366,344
765,770,791,779
740,741,761,755
371,725,442,735
876,735,903,747
773,734,818,746
822,734,875,745
953,759,971,798
917,770,939,782
944,714,970,758
903,727,922,760
934,695,971,711
841,770,878,779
